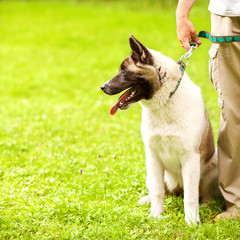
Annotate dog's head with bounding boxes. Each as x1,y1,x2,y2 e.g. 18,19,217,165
101,35,166,115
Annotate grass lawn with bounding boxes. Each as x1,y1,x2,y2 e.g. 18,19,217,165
0,0,239,239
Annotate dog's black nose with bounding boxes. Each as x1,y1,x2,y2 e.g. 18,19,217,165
101,84,106,91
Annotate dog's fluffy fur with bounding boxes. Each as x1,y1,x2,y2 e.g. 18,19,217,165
101,35,220,224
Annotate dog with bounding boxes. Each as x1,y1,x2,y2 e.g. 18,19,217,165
101,35,220,224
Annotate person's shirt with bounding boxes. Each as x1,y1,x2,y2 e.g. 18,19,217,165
209,0,240,16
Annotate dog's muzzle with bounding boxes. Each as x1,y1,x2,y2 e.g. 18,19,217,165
100,84,106,91
100,82,121,95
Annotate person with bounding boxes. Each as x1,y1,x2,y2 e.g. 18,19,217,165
176,0,240,219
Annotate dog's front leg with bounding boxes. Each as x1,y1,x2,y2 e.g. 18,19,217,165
182,153,200,224
145,146,165,218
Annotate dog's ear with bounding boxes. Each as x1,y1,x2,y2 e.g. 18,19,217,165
129,35,153,65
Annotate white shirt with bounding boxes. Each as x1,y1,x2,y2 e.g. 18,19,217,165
209,0,240,16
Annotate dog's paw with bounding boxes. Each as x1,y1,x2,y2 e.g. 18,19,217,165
148,210,163,218
138,195,151,205
148,196,164,218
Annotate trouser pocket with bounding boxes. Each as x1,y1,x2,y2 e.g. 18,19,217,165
209,44,225,118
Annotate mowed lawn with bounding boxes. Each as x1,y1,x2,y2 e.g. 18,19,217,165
0,1,239,239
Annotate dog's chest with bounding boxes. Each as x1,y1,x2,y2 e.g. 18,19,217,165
150,131,185,170
141,110,186,171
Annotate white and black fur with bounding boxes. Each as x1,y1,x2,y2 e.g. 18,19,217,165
101,35,220,224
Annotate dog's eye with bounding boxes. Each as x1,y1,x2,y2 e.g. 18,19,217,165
120,66,126,75
121,69,126,75
121,68,126,75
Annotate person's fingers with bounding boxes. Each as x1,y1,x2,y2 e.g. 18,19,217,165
182,39,191,51
191,34,202,46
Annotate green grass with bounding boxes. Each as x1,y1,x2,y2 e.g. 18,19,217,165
0,0,239,239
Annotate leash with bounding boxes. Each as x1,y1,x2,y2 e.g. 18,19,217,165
198,31,240,43
169,31,240,98
169,42,198,98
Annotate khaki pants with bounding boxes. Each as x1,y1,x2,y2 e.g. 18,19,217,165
209,14,240,212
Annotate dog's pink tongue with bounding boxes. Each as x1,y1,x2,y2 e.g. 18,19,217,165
110,102,119,115
110,88,133,115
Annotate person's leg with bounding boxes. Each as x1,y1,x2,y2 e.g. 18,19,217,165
209,14,240,217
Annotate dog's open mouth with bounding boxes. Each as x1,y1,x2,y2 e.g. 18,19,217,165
110,87,137,115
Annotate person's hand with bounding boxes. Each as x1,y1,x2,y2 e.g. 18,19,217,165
176,17,201,51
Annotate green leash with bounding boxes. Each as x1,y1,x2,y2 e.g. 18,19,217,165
198,31,240,43
169,31,240,99
169,42,197,98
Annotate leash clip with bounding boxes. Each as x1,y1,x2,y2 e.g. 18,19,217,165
180,42,198,66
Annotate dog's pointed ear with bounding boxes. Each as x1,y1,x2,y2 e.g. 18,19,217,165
129,35,153,65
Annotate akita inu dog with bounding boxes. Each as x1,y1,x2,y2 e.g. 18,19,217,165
101,35,220,224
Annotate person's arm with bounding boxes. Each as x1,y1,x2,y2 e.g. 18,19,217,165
176,0,201,51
